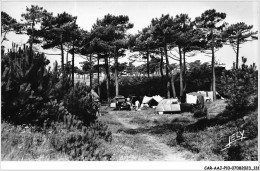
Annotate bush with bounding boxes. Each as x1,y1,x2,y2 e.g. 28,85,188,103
63,83,97,125
219,59,257,116
1,45,112,161
1,46,58,124
1,122,63,160
193,106,208,118
241,111,258,140
48,121,112,161
223,138,258,161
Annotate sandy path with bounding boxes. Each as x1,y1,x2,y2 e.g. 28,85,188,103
113,113,193,161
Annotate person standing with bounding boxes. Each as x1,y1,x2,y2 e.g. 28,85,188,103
135,100,140,110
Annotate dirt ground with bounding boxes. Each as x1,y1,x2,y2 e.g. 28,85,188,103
98,107,198,161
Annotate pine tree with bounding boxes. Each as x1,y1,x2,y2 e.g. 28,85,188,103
223,22,258,69
151,14,175,98
195,9,227,101
91,14,133,100
40,12,78,79
21,5,51,64
1,11,20,43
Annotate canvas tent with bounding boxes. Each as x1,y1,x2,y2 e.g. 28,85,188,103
141,95,163,108
186,92,204,107
197,91,224,102
155,98,181,114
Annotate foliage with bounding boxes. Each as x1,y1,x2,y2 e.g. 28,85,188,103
1,119,112,161
21,5,51,45
195,9,226,50
193,106,208,118
47,120,112,161
223,22,258,69
1,122,62,160
97,76,168,100
41,12,78,49
1,45,54,124
63,83,98,125
219,59,258,115
1,46,113,161
1,11,20,43
179,110,258,161
186,60,212,92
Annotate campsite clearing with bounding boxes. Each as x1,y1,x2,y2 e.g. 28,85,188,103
98,108,198,161
98,100,228,161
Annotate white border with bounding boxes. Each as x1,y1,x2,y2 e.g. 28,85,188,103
1,0,260,170
1,161,260,170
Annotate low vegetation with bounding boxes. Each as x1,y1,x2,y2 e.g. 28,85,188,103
177,62,258,161
1,47,112,161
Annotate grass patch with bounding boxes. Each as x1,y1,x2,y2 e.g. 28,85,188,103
129,117,150,125
1,122,69,161
206,100,227,116
97,112,124,133
178,109,258,161
105,133,162,161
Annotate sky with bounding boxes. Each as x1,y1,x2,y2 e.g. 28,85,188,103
1,0,259,70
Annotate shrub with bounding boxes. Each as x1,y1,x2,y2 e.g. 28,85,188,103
219,59,257,116
193,106,208,118
1,45,112,161
1,46,57,124
241,111,258,139
1,122,61,160
63,83,97,125
239,138,258,161
48,121,112,161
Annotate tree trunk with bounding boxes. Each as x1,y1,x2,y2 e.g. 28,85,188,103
60,34,64,81
236,38,239,69
160,48,165,96
72,41,75,86
164,44,170,98
29,21,35,65
179,46,183,97
183,51,186,92
97,55,100,96
171,73,177,98
90,54,92,89
147,51,150,78
115,50,119,96
211,29,216,101
212,47,216,101
147,50,150,95
66,47,69,77
105,56,110,103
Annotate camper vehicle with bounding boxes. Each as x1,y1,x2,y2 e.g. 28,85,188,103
155,98,181,114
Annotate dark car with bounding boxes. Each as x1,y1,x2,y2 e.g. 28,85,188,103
110,95,131,110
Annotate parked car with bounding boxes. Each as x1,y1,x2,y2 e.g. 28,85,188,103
110,95,131,110
155,98,181,114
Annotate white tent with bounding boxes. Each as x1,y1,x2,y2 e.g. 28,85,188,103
152,95,163,103
142,96,153,104
197,91,224,101
141,95,163,108
186,94,197,104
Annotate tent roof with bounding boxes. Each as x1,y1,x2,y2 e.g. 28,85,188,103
187,92,203,97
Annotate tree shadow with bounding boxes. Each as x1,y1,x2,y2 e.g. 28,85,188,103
120,122,188,135
120,109,239,136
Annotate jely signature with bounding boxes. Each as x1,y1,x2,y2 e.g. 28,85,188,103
221,130,246,151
